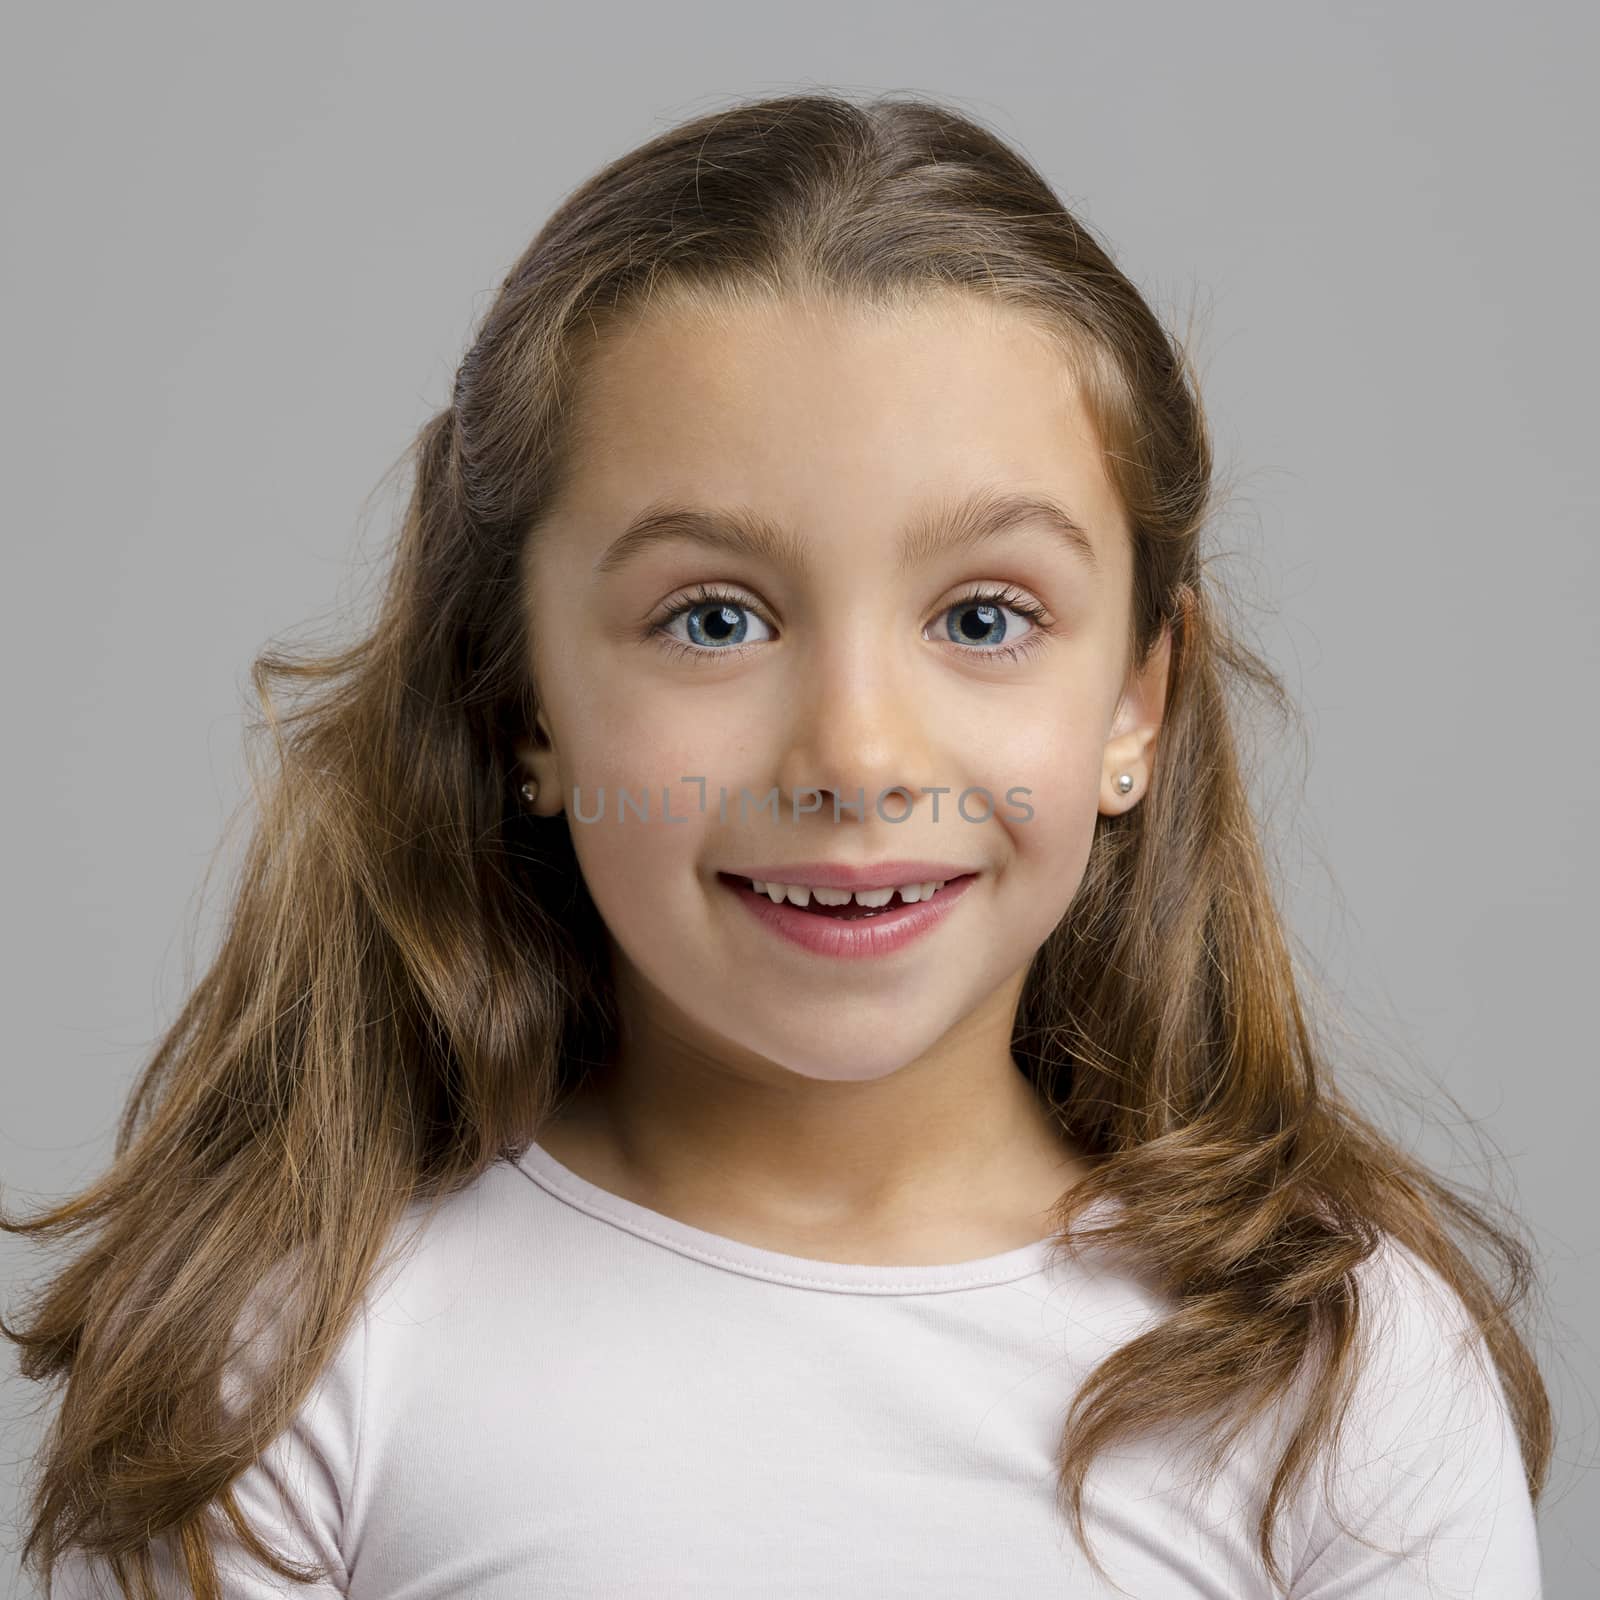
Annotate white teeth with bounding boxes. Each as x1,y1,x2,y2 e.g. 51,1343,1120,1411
745,878,949,906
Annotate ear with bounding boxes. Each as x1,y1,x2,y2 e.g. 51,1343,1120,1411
1099,619,1172,815
512,706,564,818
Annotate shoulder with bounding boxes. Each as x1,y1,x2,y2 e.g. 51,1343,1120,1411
362,1156,533,1327
1354,1234,1479,1342
1347,1235,1494,1408
47,1164,527,1599
1287,1234,1541,1598
1338,1236,1515,1477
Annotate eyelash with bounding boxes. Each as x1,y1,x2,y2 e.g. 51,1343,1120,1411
645,582,1055,666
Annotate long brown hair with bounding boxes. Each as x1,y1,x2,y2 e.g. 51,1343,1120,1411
3,89,1551,1597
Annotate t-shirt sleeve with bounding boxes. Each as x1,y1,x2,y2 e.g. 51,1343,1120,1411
43,1295,364,1599
1288,1240,1542,1599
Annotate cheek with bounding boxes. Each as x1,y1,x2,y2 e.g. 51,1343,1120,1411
558,720,740,903
550,671,726,801
566,804,708,961
995,751,1103,950
977,711,1106,843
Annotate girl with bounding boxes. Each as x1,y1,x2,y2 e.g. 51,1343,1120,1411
5,90,1550,1598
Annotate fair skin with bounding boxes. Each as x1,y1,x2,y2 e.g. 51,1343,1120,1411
515,291,1170,1266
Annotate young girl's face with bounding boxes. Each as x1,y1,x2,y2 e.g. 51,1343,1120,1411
518,291,1165,1091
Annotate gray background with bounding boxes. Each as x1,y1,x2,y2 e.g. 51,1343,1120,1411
2,2,1594,1593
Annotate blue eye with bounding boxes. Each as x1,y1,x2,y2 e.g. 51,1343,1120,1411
943,592,1041,650
651,587,775,660
647,583,1052,665
936,585,1052,663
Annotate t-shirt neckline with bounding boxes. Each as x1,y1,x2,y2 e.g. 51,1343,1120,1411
512,1138,1100,1296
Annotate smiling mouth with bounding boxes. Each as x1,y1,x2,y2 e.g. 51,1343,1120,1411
716,872,978,919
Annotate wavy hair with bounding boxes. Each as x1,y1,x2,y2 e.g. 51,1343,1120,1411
3,89,1552,1597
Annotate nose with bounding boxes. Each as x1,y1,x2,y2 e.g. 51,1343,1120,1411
772,633,940,823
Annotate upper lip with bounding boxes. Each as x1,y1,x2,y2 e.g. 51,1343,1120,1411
719,860,980,890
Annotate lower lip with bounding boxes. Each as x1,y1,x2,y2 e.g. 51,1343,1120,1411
719,873,979,959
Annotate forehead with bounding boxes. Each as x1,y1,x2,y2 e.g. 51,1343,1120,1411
558,291,1128,558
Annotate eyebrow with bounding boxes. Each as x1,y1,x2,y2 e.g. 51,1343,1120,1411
591,485,1100,579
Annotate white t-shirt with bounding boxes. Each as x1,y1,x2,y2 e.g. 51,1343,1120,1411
50,1139,1541,1598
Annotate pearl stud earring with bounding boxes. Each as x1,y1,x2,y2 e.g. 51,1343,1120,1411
1115,773,1134,795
